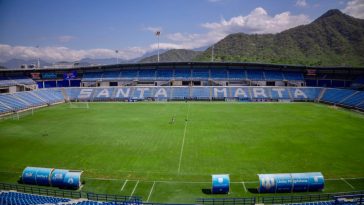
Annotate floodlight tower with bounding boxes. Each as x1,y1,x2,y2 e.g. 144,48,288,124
36,45,40,69
115,50,119,64
211,44,215,62
155,31,161,62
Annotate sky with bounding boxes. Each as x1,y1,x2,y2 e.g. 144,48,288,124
0,0,363,63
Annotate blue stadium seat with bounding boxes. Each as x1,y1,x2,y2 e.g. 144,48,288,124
102,71,121,81
247,70,264,81
340,91,364,107
13,92,46,107
174,69,191,80
191,87,210,99
321,88,356,104
269,87,291,99
138,69,156,80
289,87,321,101
0,191,71,205
133,87,154,99
92,88,115,101
172,87,189,99
33,89,64,104
83,72,103,81
156,69,174,80
265,71,284,81
228,69,246,80
192,69,209,80
0,94,30,111
0,76,36,87
283,72,304,81
120,70,138,80
210,69,227,79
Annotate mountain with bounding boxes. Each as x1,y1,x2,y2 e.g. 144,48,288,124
139,49,202,63
0,59,52,69
194,9,364,66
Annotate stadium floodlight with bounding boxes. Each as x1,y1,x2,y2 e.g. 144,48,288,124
211,44,214,62
36,45,40,69
115,50,119,64
155,31,161,62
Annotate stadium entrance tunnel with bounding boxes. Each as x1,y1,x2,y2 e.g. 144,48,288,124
21,167,83,190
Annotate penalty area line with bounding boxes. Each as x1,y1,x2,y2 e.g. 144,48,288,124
130,180,140,197
241,181,247,192
146,181,156,202
341,178,355,189
120,180,128,192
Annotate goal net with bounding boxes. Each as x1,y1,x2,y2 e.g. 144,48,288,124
14,109,35,120
69,99,89,109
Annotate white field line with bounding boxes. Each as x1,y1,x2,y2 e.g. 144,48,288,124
341,178,355,189
146,181,156,202
78,176,364,184
120,180,128,192
241,182,247,192
177,103,190,174
130,180,140,197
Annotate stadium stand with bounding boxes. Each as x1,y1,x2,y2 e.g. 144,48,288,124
0,76,36,87
265,71,284,81
0,191,71,205
138,69,156,80
320,88,357,104
228,69,246,80
79,68,308,82
120,70,138,80
82,72,103,82
283,72,304,81
192,69,209,80
210,69,228,79
247,70,265,81
2,86,364,116
174,69,191,79
156,69,174,80
102,71,121,81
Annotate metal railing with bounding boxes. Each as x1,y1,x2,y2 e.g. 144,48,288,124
196,191,364,205
86,192,141,203
196,197,256,205
0,182,81,198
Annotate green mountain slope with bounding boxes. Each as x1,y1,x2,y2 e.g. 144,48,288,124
194,9,364,66
139,49,202,63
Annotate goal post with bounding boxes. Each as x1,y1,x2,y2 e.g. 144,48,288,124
69,99,89,109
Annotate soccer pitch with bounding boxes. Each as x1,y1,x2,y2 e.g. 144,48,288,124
0,102,364,203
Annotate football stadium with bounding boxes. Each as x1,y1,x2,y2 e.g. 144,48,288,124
1,62,364,204
1,0,364,205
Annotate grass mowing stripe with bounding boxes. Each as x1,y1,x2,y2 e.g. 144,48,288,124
147,181,156,202
177,103,190,174
120,180,128,191
341,178,355,189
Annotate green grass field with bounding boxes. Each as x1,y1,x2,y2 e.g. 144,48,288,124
0,102,364,203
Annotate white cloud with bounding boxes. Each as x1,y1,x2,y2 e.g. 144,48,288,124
155,7,310,51
143,26,162,34
295,0,308,7
201,7,310,34
343,0,364,19
0,7,311,62
0,44,148,63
